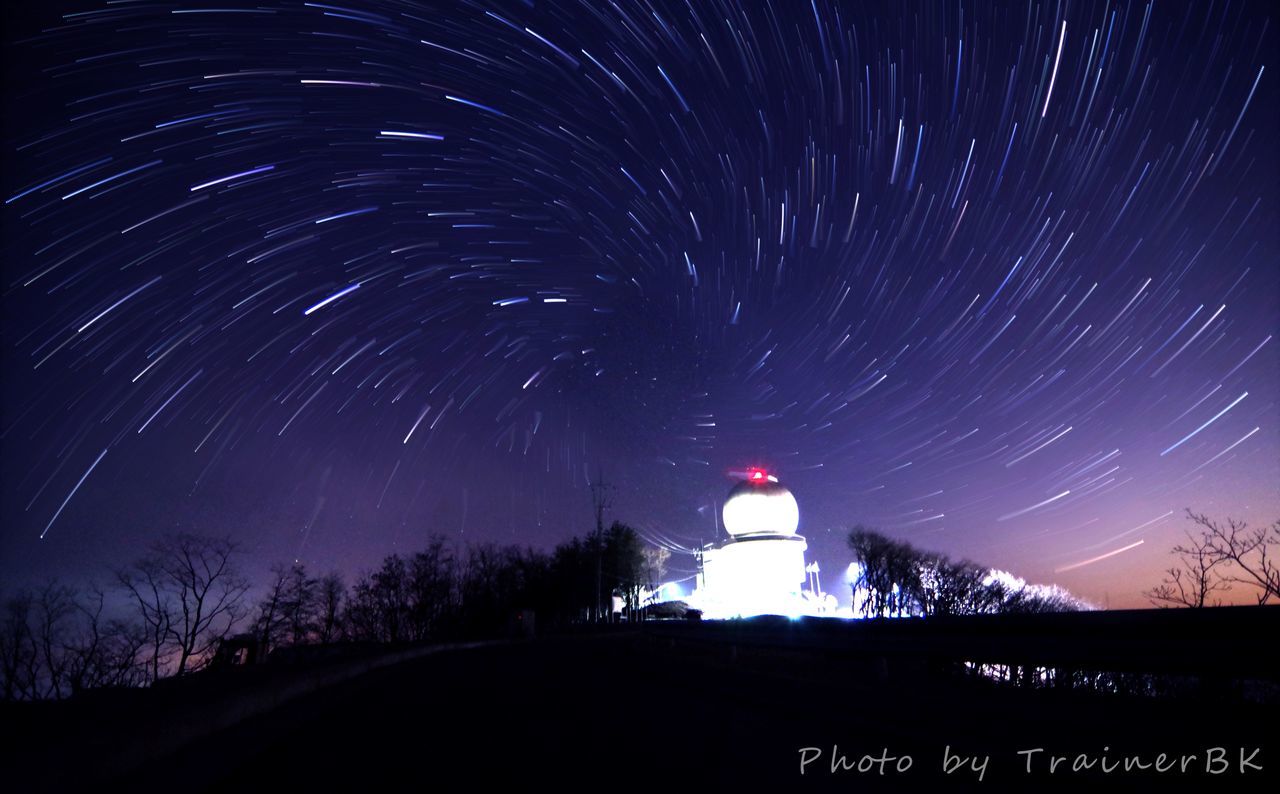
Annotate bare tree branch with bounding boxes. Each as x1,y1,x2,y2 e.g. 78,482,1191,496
1145,528,1232,608
117,532,248,679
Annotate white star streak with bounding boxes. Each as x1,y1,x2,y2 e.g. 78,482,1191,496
1082,511,1174,550
1186,426,1261,476
378,130,443,140
1055,540,1144,573
998,490,1071,521
189,164,275,191
303,282,361,315
404,403,432,444
40,448,109,539
77,275,162,333
1041,21,1067,117
1160,391,1248,456
138,369,202,433
1006,425,1073,466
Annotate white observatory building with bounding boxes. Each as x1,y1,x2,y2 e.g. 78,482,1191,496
687,469,822,618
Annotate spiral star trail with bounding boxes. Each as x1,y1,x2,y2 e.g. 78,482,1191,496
2,0,1276,607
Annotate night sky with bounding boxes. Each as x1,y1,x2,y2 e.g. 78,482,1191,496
2,0,1276,609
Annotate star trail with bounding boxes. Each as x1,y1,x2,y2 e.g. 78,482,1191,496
1,0,1276,607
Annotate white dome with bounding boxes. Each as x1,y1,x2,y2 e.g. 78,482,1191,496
722,479,799,536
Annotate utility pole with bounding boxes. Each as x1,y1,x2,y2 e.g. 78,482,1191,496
590,469,612,623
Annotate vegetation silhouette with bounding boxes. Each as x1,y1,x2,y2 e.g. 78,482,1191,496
1,521,656,699
1146,509,1280,607
846,526,1085,617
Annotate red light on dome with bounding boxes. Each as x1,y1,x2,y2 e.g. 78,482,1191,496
749,468,767,481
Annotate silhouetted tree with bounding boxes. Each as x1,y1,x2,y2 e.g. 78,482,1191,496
550,535,596,623
29,582,77,698
602,522,646,619
847,527,923,616
916,556,1007,616
255,563,292,655
408,538,457,639
1,582,148,700
0,590,38,700
117,533,249,677
116,555,172,683
255,562,320,652
282,564,319,646
0,582,120,699
65,585,147,693
63,585,108,696
1186,510,1279,604
641,545,671,605
458,543,535,632
316,572,344,643
1147,510,1279,606
344,554,417,643
1146,528,1232,608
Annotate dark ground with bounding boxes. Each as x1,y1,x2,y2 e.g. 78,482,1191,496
5,614,1277,792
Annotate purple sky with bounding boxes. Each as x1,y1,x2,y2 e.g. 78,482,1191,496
3,0,1277,609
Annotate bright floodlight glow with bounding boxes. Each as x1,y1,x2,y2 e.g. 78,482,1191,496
722,481,799,536
673,474,845,620
697,536,808,618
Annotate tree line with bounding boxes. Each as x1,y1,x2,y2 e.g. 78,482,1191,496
846,526,1087,617
1,521,662,701
18,509,1258,699
847,508,1280,617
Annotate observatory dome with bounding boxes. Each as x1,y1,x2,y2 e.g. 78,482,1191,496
722,477,800,537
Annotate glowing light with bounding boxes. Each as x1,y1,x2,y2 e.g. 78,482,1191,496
722,482,799,536
744,467,779,483
697,536,809,618
687,474,826,619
